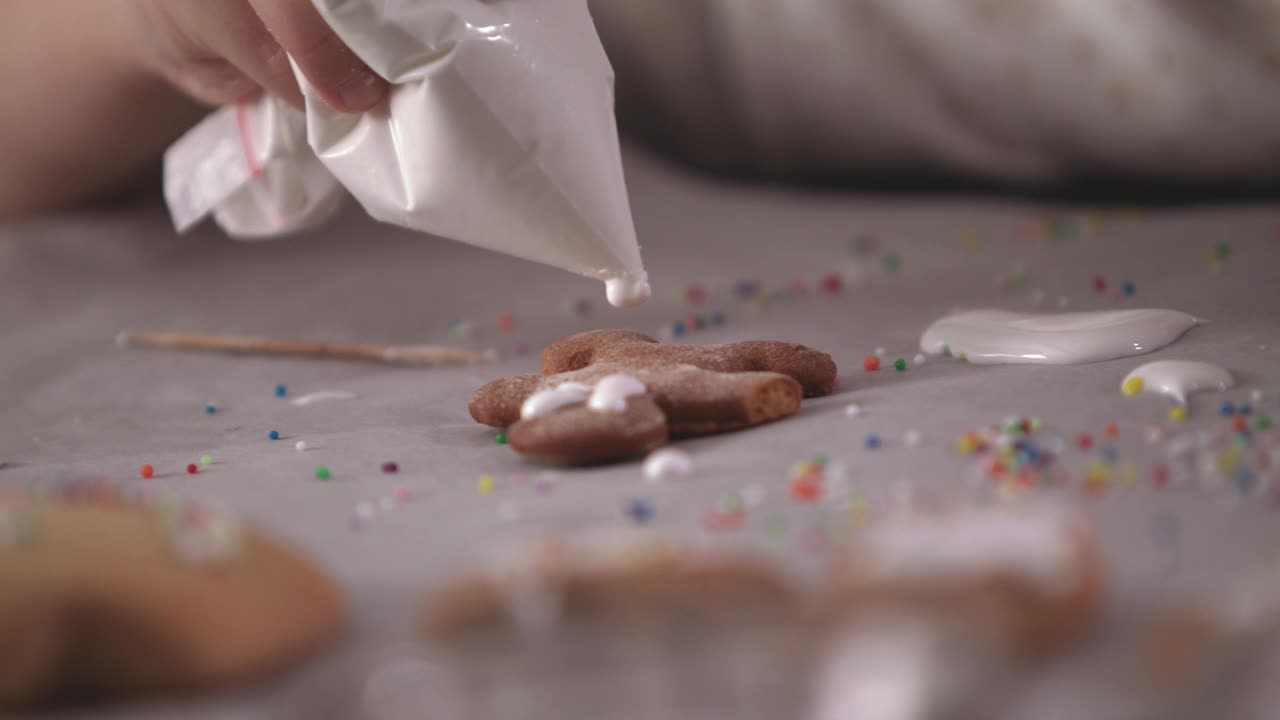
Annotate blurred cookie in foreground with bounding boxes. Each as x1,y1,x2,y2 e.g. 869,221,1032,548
814,506,1104,720
421,530,819,719
0,482,343,709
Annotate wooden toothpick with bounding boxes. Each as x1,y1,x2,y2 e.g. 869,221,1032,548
116,331,498,366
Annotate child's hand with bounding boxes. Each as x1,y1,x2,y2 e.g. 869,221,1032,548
129,0,388,112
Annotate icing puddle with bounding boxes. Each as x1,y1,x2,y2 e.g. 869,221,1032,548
1121,360,1234,405
920,309,1203,365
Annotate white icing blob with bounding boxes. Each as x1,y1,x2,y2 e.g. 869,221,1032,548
290,390,357,407
604,272,651,308
920,309,1203,365
815,621,937,720
587,374,647,413
642,447,693,482
520,382,592,420
1121,360,1234,405
863,510,1074,590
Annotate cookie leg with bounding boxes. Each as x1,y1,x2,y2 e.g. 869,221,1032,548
507,395,669,465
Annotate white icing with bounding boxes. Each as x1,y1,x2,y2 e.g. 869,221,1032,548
1121,360,1234,405
642,448,693,482
604,272,652,308
863,510,1073,590
520,382,592,420
587,374,646,413
920,309,1203,365
815,621,937,720
290,390,357,406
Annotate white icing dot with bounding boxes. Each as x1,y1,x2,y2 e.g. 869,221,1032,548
1251,388,1264,403
295,440,308,451
587,375,646,413
912,354,926,366
844,404,863,417
521,382,592,420
903,429,922,447
643,447,693,482
874,347,887,357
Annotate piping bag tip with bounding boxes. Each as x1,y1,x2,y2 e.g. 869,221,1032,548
605,272,651,308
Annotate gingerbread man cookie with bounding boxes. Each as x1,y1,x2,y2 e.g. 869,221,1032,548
469,330,838,463
0,483,343,709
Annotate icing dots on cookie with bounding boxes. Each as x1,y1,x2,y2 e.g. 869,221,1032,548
586,374,647,412
521,382,593,420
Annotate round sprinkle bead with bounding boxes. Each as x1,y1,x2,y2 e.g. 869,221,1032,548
274,384,287,398
1220,400,1236,417
1104,422,1119,439
496,312,517,331
186,463,198,475
1092,276,1106,293
495,432,507,445
140,464,155,480
1076,434,1094,451
685,284,708,306
820,273,843,295
865,434,882,450
672,321,687,337
882,253,901,272
844,403,862,417
315,466,331,481
477,475,494,495
913,353,926,366
1122,377,1145,396
893,358,907,372
204,403,217,414
624,498,656,525
268,430,280,441
863,355,881,372
1240,403,1253,416
1122,281,1136,296
200,454,213,466
295,440,307,451
1258,416,1273,430
381,461,399,474
1169,406,1188,422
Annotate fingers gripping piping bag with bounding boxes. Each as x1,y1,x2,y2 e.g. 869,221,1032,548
164,0,650,308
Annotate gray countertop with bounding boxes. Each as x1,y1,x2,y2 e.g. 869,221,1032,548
3,148,1280,719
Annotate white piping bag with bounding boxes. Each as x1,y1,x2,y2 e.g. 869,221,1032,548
163,0,650,308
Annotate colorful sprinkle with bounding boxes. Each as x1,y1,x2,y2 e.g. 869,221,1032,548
200,454,213,466
1076,434,1094,451
685,284,708,306
672,321,687,337
1092,276,1107,293
495,432,507,445
820,273,843,295
1104,422,1119,439
710,311,727,327
1122,376,1145,396
1220,400,1236,417
274,384,287,398
1122,281,1136,296
863,355,881,372
381,461,399,474
186,463,198,475
315,466,331,481
1258,416,1273,430
1240,403,1254,416
865,434,882,450
140,464,154,480
882,253,901,272
268,430,280,441
893,358,907,372
204,403,217,414
624,498,655,525
496,313,517,331
1169,407,1187,422
477,475,493,495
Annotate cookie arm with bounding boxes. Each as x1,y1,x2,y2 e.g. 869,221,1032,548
541,330,657,374
469,375,543,428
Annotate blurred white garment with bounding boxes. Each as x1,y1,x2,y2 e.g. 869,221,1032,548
590,0,1280,183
